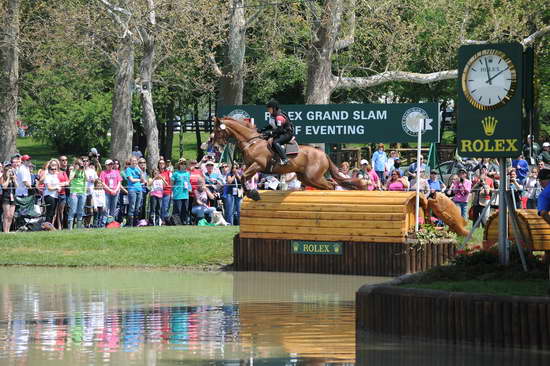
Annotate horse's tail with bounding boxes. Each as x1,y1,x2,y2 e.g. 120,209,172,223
326,155,365,190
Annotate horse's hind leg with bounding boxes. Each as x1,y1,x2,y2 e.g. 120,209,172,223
297,173,335,190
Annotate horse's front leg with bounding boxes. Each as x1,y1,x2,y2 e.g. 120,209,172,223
243,162,262,201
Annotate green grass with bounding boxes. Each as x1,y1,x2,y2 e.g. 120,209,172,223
16,137,54,168
0,226,239,268
401,280,550,297
171,132,210,161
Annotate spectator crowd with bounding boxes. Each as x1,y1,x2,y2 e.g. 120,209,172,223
2,139,550,233
0,148,249,232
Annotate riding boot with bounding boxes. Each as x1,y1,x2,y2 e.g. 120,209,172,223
273,142,289,165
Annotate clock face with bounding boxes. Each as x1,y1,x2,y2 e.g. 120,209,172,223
461,49,517,110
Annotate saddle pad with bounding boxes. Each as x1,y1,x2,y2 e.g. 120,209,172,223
285,141,299,155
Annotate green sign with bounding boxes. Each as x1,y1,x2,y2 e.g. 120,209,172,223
291,241,343,255
457,43,524,158
219,103,440,143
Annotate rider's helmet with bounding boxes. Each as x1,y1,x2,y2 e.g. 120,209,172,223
266,99,280,111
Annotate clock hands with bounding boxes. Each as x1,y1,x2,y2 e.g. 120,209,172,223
486,66,509,84
484,58,492,85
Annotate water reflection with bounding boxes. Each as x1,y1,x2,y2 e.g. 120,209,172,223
0,267,384,365
356,332,550,366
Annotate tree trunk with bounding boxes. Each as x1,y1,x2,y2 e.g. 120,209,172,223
0,0,20,161
139,30,160,173
110,34,134,164
219,0,246,106
305,0,344,104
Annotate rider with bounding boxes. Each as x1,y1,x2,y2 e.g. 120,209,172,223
258,99,294,165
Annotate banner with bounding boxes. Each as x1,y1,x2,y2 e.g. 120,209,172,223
219,103,440,143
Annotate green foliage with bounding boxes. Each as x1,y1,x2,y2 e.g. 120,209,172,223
409,224,457,247
245,55,306,104
19,69,112,155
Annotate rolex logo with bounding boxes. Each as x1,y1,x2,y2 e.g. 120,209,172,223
481,116,498,136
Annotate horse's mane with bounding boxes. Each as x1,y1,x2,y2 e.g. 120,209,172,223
221,116,255,129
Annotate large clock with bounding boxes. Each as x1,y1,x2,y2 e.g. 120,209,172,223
461,49,517,111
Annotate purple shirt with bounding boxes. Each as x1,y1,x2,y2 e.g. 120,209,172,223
451,179,472,203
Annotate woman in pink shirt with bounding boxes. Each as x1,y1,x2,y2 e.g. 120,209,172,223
450,169,472,218
99,159,122,217
385,170,409,191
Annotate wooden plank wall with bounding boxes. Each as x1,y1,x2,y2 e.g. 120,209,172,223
357,285,550,349
484,209,550,250
240,191,423,243
234,236,456,276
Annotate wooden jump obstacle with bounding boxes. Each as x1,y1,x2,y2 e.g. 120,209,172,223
234,191,456,276
484,209,550,250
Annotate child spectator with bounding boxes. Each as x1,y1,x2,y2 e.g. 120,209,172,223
149,169,165,226
92,179,106,227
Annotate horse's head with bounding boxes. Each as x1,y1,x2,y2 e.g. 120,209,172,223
212,117,231,148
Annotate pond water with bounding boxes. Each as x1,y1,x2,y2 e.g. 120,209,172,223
3,268,549,366
0,267,386,365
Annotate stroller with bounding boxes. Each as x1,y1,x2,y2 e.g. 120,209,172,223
14,196,44,232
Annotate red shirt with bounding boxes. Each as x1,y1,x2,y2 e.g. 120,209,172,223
160,170,172,195
189,169,204,197
57,171,69,195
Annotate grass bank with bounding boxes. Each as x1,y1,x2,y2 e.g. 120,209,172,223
400,248,550,297
401,279,549,297
0,226,239,268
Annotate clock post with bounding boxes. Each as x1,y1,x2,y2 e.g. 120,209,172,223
457,43,524,265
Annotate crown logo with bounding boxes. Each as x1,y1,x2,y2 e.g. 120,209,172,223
481,116,498,136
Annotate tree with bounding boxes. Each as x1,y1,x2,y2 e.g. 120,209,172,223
303,0,549,104
97,0,136,164
0,0,20,161
136,0,160,172
210,0,264,106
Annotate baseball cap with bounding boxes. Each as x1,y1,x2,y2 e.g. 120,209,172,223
458,168,467,173
105,159,114,165
90,147,98,155
543,142,550,148
21,154,31,161
3,160,11,167
360,159,368,165
538,169,550,181
206,161,214,166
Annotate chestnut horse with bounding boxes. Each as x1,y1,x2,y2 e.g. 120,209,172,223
213,117,366,196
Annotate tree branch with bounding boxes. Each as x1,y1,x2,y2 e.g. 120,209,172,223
462,25,550,48
98,0,132,17
208,53,224,77
97,0,133,37
332,70,458,90
245,1,266,29
522,24,550,47
334,0,355,51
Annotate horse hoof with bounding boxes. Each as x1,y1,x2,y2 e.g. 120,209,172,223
247,189,261,201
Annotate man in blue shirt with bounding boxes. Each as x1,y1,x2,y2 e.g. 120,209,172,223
371,143,388,183
512,154,529,185
537,169,550,225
